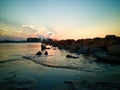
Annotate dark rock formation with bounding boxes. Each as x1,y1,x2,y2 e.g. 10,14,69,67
90,38,107,49
44,51,48,55
94,52,120,63
36,51,42,55
107,44,120,56
41,44,46,51
77,46,89,54
42,35,120,64
64,80,120,90
66,55,79,59
88,47,107,54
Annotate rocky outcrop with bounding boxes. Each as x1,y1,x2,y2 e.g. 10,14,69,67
77,46,89,54
94,52,120,63
41,44,47,51
36,51,42,55
90,38,107,49
44,51,48,55
66,55,79,59
42,35,120,63
107,44,120,56
88,47,107,54
64,80,120,90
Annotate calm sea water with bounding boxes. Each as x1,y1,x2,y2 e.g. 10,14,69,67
0,43,120,90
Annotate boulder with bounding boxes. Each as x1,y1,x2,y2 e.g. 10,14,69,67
107,44,120,56
66,55,79,59
36,51,42,55
44,51,48,55
69,44,80,53
41,44,46,51
82,39,93,46
77,46,89,54
90,38,107,48
58,45,65,49
94,52,120,63
88,47,107,54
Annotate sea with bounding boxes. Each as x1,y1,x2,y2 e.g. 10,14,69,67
0,43,120,90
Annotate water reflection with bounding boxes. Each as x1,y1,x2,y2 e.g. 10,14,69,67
0,43,120,90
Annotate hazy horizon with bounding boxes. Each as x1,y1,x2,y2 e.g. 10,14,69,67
0,0,120,40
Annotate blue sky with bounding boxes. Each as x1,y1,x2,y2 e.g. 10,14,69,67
0,0,120,40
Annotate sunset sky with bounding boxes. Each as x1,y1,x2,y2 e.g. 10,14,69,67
0,0,120,40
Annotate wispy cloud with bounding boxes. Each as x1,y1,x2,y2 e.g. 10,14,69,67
16,25,39,38
45,31,55,38
15,25,55,39
0,27,7,36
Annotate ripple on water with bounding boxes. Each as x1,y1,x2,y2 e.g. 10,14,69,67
22,54,120,73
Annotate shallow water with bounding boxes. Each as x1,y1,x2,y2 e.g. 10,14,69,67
0,43,120,90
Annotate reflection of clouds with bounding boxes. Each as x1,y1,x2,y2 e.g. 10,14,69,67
0,27,7,36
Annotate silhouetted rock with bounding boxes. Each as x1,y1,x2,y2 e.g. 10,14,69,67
88,47,107,54
64,80,120,90
66,55,79,59
69,44,80,53
41,35,120,64
107,44,120,56
77,46,89,54
36,51,42,55
105,35,116,39
41,44,46,51
82,39,93,46
58,45,65,49
44,51,48,55
94,52,120,63
90,38,107,49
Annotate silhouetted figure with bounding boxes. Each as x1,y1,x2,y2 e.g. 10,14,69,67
44,51,48,55
36,51,42,55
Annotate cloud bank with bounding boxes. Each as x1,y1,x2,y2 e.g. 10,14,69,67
0,27,7,36
16,25,55,39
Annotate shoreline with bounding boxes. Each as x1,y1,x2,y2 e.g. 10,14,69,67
41,35,120,64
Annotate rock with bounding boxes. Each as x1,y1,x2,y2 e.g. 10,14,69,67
105,35,116,39
88,47,107,54
66,55,72,58
94,52,120,63
64,81,120,90
91,38,107,48
107,44,120,56
77,46,89,54
69,44,80,53
66,55,79,59
41,44,46,51
58,45,65,49
36,51,42,55
53,47,57,50
44,51,48,55
81,39,93,46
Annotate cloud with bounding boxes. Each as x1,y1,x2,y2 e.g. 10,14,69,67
45,31,55,38
15,25,56,39
0,28,7,36
16,25,39,38
22,25,34,30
